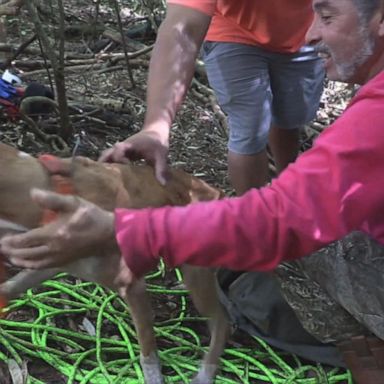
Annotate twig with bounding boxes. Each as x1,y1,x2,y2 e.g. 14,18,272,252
107,45,153,63
2,33,37,68
25,0,72,140
111,0,135,88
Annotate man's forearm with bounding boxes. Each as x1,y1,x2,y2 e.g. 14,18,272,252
143,4,211,142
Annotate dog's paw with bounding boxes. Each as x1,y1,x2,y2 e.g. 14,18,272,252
140,352,163,384
190,363,217,384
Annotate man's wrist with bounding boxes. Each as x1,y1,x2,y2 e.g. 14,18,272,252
142,123,170,145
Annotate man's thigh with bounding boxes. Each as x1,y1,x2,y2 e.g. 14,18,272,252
268,46,325,128
201,42,272,155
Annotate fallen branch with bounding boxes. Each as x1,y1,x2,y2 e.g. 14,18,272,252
19,59,148,78
70,96,134,114
101,45,154,63
103,29,150,51
12,49,152,71
0,44,95,60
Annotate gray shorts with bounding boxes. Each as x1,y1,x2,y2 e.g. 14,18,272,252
201,42,324,154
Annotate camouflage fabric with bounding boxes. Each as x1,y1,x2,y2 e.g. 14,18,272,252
275,231,384,344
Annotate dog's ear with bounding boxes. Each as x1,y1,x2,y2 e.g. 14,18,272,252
167,170,224,204
188,178,224,202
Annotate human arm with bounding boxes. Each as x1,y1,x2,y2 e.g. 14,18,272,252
115,96,384,277
100,3,213,184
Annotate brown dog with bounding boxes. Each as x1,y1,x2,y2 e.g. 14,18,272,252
0,142,231,384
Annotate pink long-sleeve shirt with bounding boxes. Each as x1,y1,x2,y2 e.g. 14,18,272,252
116,71,384,279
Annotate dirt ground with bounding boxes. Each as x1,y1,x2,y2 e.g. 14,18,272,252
0,2,355,383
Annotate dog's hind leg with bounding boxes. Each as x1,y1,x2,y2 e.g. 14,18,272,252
119,278,163,384
181,266,231,384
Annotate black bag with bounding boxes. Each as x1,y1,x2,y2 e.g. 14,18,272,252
216,268,346,367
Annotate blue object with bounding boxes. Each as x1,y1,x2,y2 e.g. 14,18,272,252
0,78,18,100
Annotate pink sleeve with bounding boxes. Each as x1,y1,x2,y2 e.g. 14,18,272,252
115,96,384,278
166,0,216,16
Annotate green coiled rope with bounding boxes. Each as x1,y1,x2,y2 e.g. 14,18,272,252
0,267,352,383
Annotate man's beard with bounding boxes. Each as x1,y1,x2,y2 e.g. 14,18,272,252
315,25,375,82
336,26,375,81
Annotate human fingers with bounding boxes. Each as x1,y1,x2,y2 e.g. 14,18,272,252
0,236,57,269
30,188,81,214
0,227,50,250
9,247,59,269
5,244,50,262
98,143,132,163
98,147,114,162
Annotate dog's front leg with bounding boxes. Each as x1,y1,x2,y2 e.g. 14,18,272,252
181,266,231,384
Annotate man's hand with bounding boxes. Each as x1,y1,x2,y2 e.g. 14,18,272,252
0,188,118,269
99,130,170,185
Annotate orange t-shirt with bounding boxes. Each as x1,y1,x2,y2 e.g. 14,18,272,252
167,0,314,53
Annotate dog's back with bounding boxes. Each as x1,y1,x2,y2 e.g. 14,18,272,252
0,142,221,227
